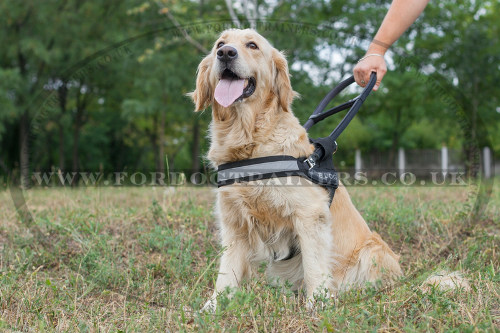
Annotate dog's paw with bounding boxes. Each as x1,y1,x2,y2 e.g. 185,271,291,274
306,290,334,313
200,298,217,313
306,297,316,312
306,297,327,311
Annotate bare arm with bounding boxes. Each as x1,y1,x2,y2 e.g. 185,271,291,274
354,0,429,90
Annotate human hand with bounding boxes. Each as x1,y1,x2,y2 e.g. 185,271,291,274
353,54,387,91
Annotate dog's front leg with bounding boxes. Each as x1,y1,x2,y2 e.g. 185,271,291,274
294,209,334,308
202,240,251,312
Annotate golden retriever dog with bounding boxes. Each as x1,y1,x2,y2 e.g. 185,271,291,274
190,29,402,310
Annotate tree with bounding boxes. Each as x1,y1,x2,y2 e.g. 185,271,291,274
402,0,500,173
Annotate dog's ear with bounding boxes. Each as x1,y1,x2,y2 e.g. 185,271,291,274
272,49,297,112
188,54,213,112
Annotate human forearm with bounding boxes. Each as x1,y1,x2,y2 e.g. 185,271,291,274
368,0,430,55
354,0,429,90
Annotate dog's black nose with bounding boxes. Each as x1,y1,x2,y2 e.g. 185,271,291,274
217,45,238,62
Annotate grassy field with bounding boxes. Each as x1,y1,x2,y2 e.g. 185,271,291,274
0,181,498,332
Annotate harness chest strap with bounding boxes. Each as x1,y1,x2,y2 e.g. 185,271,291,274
217,155,339,203
218,156,303,186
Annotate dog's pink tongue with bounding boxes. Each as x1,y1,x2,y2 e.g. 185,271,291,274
214,78,245,107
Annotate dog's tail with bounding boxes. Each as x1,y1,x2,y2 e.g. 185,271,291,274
338,232,403,291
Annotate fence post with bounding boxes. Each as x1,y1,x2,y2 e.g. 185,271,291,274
398,147,405,174
483,147,492,179
355,149,362,173
441,145,448,175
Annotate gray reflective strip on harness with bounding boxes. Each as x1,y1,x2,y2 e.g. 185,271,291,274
218,159,303,185
217,156,308,187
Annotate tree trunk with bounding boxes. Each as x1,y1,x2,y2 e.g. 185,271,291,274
57,83,68,171
462,78,480,178
71,108,82,187
150,112,160,185
17,47,30,188
19,110,30,188
158,108,165,176
0,156,7,174
469,79,479,177
58,125,65,171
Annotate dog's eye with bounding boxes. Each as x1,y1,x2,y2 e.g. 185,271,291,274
246,42,258,50
217,41,225,48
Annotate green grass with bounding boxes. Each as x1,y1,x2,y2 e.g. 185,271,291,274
0,182,498,332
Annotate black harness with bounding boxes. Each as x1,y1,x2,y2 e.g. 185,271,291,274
217,73,377,204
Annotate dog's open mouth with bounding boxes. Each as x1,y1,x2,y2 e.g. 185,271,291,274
214,69,256,107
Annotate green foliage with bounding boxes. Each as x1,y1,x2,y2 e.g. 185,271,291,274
0,0,498,176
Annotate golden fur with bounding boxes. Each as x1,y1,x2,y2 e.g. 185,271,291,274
190,29,402,310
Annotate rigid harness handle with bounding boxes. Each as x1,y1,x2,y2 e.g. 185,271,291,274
303,72,377,134
329,72,377,141
303,72,377,166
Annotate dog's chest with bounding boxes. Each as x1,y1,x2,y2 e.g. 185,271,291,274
218,188,299,262
247,204,294,255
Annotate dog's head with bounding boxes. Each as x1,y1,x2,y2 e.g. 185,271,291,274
190,29,296,113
